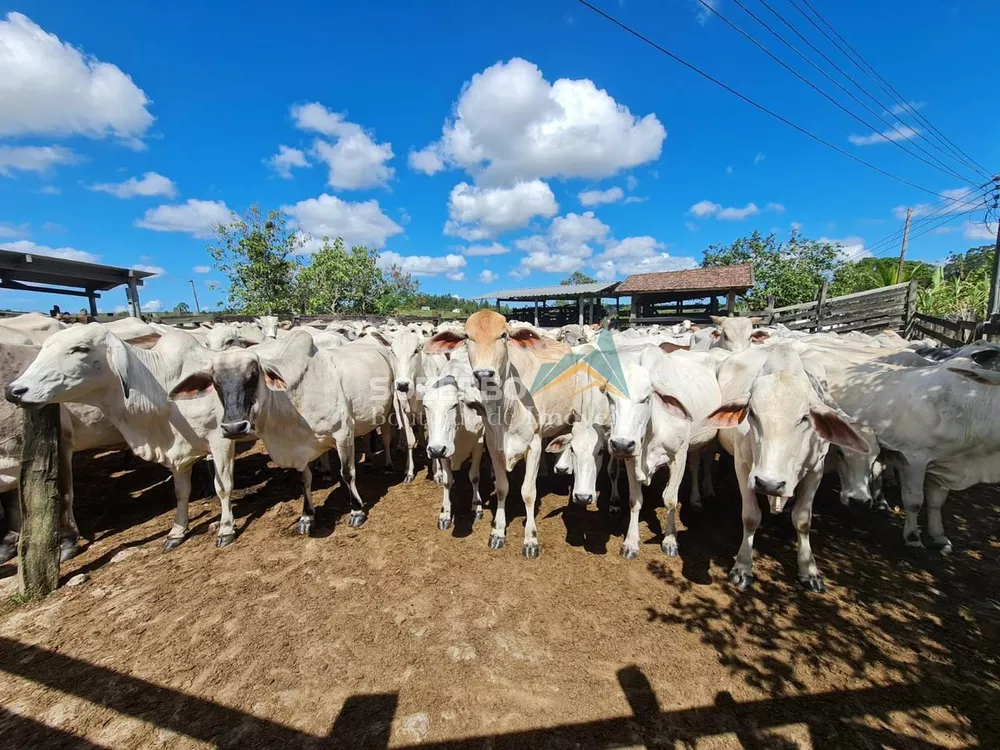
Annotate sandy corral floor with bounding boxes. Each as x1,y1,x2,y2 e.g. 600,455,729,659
0,440,998,749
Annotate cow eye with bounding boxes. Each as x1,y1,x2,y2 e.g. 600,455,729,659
799,415,810,425
500,331,508,340
70,345,90,354
639,395,650,405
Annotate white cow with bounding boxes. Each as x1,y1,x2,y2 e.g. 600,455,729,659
691,316,769,353
5,324,237,549
705,346,868,592
605,346,722,559
418,359,486,530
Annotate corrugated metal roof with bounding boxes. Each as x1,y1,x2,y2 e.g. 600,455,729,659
473,281,621,301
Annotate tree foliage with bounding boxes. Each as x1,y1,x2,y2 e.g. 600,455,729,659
208,205,304,315
703,229,840,309
561,271,596,286
830,257,935,297
294,238,390,315
172,301,191,314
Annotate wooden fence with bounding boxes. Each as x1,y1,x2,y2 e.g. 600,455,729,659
748,281,917,334
910,313,1000,347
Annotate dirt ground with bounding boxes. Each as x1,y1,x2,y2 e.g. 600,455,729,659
0,440,997,749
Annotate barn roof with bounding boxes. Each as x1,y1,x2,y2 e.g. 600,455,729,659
473,281,620,301
0,248,156,293
615,264,754,294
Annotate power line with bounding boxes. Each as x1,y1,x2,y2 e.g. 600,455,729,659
789,0,993,181
573,0,977,201
726,0,980,185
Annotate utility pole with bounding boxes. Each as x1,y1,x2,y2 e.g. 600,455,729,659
988,219,1000,321
896,207,912,284
188,280,201,313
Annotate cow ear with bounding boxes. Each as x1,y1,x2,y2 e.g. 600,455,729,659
750,330,770,344
947,365,1000,385
367,331,391,347
169,371,214,400
809,405,869,453
105,334,131,400
703,398,749,428
659,341,689,353
200,321,214,329
970,348,1000,367
263,365,287,391
748,316,762,324
424,330,467,354
509,327,545,348
124,332,161,350
545,434,572,453
460,382,486,416
654,390,693,421
279,320,292,330
415,383,427,398
710,315,725,327
711,330,722,341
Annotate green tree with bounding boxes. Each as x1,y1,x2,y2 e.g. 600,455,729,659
702,229,840,309
208,204,305,315
172,301,191,315
561,271,596,285
377,264,419,314
294,237,390,314
830,257,935,297
943,245,994,280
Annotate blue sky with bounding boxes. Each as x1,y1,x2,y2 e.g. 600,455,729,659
1,1,997,314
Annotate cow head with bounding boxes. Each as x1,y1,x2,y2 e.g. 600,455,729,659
255,315,279,339
545,423,606,506
709,316,768,352
205,324,246,351
390,330,424,395
5,324,133,407
418,368,481,459
169,349,286,439
832,424,880,507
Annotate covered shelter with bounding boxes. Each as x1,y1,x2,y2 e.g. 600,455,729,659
474,281,621,327
615,264,755,325
0,249,154,317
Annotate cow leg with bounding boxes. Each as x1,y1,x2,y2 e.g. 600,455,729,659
338,438,367,527
871,461,887,511
317,451,333,480
608,456,622,516
701,448,716,503
520,435,543,558
164,467,192,551
729,453,760,590
0,492,16,564
297,465,315,536
620,460,644,559
792,470,824,592
925,480,952,553
899,462,928,549
660,449,687,557
487,446,509,551
438,460,454,530
470,441,484,522
687,446,703,511
58,436,82,562
396,395,416,483
212,442,237,547
381,424,394,473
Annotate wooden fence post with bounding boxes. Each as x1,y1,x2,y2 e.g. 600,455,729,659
904,280,919,338
814,281,829,333
17,404,63,598
765,295,776,325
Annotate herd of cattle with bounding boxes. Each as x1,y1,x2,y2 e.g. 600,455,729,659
0,309,997,593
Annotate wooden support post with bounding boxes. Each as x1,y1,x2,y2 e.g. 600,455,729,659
578,297,584,326
726,291,736,315
17,404,63,598
766,295,776,325
629,296,637,324
815,281,829,333
904,280,919,338
533,300,539,326
127,277,142,318
87,293,98,317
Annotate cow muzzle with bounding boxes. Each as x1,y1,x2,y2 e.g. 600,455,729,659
4,384,28,405
220,420,254,439
553,465,571,476
609,437,636,458
395,380,411,393
572,492,594,506
426,444,448,459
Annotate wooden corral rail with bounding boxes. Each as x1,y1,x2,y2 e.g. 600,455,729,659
748,281,917,335
910,313,1000,346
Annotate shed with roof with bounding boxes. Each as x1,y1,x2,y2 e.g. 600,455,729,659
614,264,755,324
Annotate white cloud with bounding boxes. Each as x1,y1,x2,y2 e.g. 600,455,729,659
766,202,786,214
408,147,445,175
753,152,765,165
379,251,466,277
0,144,77,176
41,221,64,233
578,186,624,207
285,193,403,249
413,58,665,185
511,211,619,277
895,186,984,220
479,269,499,284
591,235,697,279
447,271,465,281
91,171,177,199
963,221,996,241
462,243,508,256
135,199,232,239
849,123,920,147
132,263,165,278
0,239,99,263
695,0,720,25
290,103,394,190
689,200,786,221
192,265,211,274
623,196,647,204
444,180,558,240
144,299,164,312
685,221,698,232
626,175,638,191
513,252,582,278
39,185,60,195
265,145,309,179
0,222,29,238
0,13,153,144
822,235,870,260
886,101,924,116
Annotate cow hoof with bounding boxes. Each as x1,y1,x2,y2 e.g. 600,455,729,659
728,569,754,590
163,536,185,552
296,518,313,536
403,473,414,484
59,540,82,562
0,543,16,565
660,539,679,557
929,539,953,556
488,534,505,550
437,517,452,531
348,511,368,528
619,544,639,560
873,499,890,512
473,507,484,522
216,533,236,548
800,575,826,593
522,542,540,559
